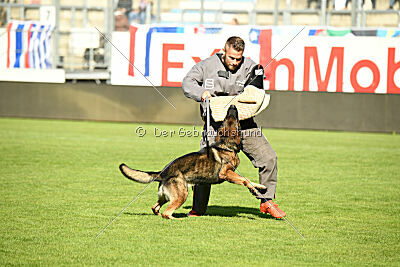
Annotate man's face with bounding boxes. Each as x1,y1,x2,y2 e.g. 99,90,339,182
222,45,243,71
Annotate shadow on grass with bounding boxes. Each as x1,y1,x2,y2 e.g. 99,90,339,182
123,212,188,218
124,205,276,220
199,205,275,219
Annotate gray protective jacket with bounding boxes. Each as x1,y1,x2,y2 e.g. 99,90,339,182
182,53,257,103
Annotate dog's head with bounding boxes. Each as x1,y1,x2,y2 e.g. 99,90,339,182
215,105,241,152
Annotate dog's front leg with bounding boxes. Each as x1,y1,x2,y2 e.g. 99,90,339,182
219,167,265,197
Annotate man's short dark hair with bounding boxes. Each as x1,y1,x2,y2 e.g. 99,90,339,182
225,36,245,52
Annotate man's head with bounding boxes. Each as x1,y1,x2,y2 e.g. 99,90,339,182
222,36,245,71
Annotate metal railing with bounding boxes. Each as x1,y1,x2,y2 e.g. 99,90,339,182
179,0,400,27
180,0,257,25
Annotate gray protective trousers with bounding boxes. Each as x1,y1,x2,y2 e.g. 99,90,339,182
192,126,278,215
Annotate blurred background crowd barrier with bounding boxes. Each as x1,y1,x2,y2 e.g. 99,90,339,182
0,0,398,83
0,0,399,132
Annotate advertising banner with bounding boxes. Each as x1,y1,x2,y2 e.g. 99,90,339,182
111,25,400,94
0,21,64,83
2,20,55,69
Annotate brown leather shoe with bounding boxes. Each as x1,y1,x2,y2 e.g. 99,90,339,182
260,200,287,218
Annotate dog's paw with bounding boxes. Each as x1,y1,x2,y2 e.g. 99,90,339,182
248,187,258,196
152,206,160,216
255,186,267,195
162,214,176,220
253,183,266,190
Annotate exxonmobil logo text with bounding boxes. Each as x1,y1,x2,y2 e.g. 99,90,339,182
126,26,399,94
259,29,399,94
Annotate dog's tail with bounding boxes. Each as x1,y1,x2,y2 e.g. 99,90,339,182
119,163,162,183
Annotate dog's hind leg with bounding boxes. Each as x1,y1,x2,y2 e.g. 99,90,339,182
152,184,169,216
162,192,188,219
161,177,188,219
152,197,168,216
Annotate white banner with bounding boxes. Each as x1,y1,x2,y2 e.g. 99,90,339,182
110,25,400,94
0,21,55,70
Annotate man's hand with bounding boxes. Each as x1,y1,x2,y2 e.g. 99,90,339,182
201,90,212,101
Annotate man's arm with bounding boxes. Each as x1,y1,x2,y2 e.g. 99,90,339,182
182,64,210,102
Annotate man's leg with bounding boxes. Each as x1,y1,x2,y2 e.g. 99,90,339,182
188,127,216,216
241,128,277,199
241,128,286,218
190,184,211,216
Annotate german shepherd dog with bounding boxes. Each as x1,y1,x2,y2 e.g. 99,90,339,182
119,105,266,219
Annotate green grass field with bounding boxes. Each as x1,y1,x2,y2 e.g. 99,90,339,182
0,117,399,265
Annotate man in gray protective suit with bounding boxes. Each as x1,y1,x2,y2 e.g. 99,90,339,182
182,36,286,219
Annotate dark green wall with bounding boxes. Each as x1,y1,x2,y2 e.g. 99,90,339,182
0,82,399,133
